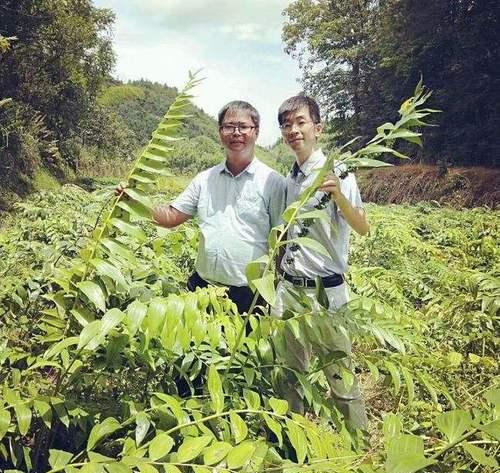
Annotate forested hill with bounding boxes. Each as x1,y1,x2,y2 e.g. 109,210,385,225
98,80,220,146
96,80,282,175
93,79,226,175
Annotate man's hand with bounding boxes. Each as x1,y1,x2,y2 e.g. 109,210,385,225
319,172,370,236
114,182,128,197
319,173,342,201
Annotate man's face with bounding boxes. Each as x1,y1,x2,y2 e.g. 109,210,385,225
219,110,259,153
280,106,322,158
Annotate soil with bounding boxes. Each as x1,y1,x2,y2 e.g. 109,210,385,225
357,164,500,208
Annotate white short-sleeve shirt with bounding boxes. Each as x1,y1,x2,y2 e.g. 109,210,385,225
280,149,363,278
171,158,286,286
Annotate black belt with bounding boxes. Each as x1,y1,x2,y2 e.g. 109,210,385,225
280,270,343,288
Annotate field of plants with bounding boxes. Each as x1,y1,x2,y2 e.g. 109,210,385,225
0,83,498,473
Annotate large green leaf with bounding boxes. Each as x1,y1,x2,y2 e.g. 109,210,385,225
78,280,106,312
243,389,260,409
87,417,122,451
78,320,102,350
203,441,232,466
14,402,32,436
163,466,182,473
48,449,74,469
105,464,131,473
125,300,147,336
34,400,53,428
363,144,409,159
123,188,154,209
282,201,301,223
269,398,288,416
135,412,150,447
285,419,307,464
226,441,256,469
143,297,168,334
43,337,79,360
263,413,283,447
91,258,128,288
480,419,500,441
385,435,436,473
116,200,152,220
287,237,331,258
229,412,248,444
208,366,224,414
384,361,401,395
148,432,174,461
383,413,402,448
176,435,213,463
109,219,146,243
435,410,472,443
297,208,330,223
343,157,394,169
252,273,276,307
100,238,137,263
245,257,267,288
462,442,498,467
100,308,125,336
0,407,11,440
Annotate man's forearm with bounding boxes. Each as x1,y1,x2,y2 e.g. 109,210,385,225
152,205,191,228
334,194,370,236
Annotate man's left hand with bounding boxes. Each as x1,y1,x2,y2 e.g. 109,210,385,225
319,173,342,201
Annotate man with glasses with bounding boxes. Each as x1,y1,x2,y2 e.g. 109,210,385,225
273,95,369,432
153,100,286,314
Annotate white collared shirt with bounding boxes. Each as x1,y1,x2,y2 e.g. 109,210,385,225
281,149,363,277
171,158,286,286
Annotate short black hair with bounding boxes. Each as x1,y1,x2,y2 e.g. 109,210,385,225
218,100,260,127
278,95,321,125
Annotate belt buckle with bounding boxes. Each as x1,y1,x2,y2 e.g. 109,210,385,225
293,276,306,287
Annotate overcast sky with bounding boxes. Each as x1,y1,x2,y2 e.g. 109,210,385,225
93,0,302,146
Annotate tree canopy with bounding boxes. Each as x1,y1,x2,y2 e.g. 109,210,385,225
283,0,500,167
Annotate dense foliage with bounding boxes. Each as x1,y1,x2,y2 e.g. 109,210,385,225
283,0,500,167
0,80,498,473
0,0,115,206
1,182,498,472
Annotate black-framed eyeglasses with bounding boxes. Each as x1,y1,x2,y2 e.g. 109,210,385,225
219,124,257,135
279,120,316,133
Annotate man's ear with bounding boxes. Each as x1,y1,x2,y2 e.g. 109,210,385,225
314,122,323,138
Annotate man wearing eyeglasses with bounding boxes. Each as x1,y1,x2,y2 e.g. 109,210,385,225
153,100,286,314
273,95,369,432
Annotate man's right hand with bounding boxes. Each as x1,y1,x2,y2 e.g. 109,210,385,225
114,183,128,197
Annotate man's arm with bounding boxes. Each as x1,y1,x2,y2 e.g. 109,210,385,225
319,173,370,236
152,205,192,228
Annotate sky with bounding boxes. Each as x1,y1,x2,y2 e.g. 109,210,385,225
93,0,303,146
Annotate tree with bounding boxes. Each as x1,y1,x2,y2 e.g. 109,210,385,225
283,0,500,166
371,0,500,166
282,0,378,141
0,0,115,165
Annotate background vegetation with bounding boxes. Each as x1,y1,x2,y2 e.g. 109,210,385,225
282,0,500,168
0,1,498,471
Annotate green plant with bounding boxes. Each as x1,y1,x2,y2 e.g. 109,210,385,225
1,77,498,473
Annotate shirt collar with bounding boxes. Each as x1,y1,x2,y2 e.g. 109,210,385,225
219,157,258,177
290,148,325,178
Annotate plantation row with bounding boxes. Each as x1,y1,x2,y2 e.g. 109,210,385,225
0,180,498,472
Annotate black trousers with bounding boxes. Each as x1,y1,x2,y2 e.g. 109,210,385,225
187,271,263,314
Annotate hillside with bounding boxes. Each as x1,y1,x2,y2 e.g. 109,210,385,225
89,80,283,177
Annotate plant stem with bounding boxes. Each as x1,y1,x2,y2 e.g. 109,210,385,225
428,428,479,461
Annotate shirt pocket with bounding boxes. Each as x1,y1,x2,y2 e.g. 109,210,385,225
236,193,267,221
